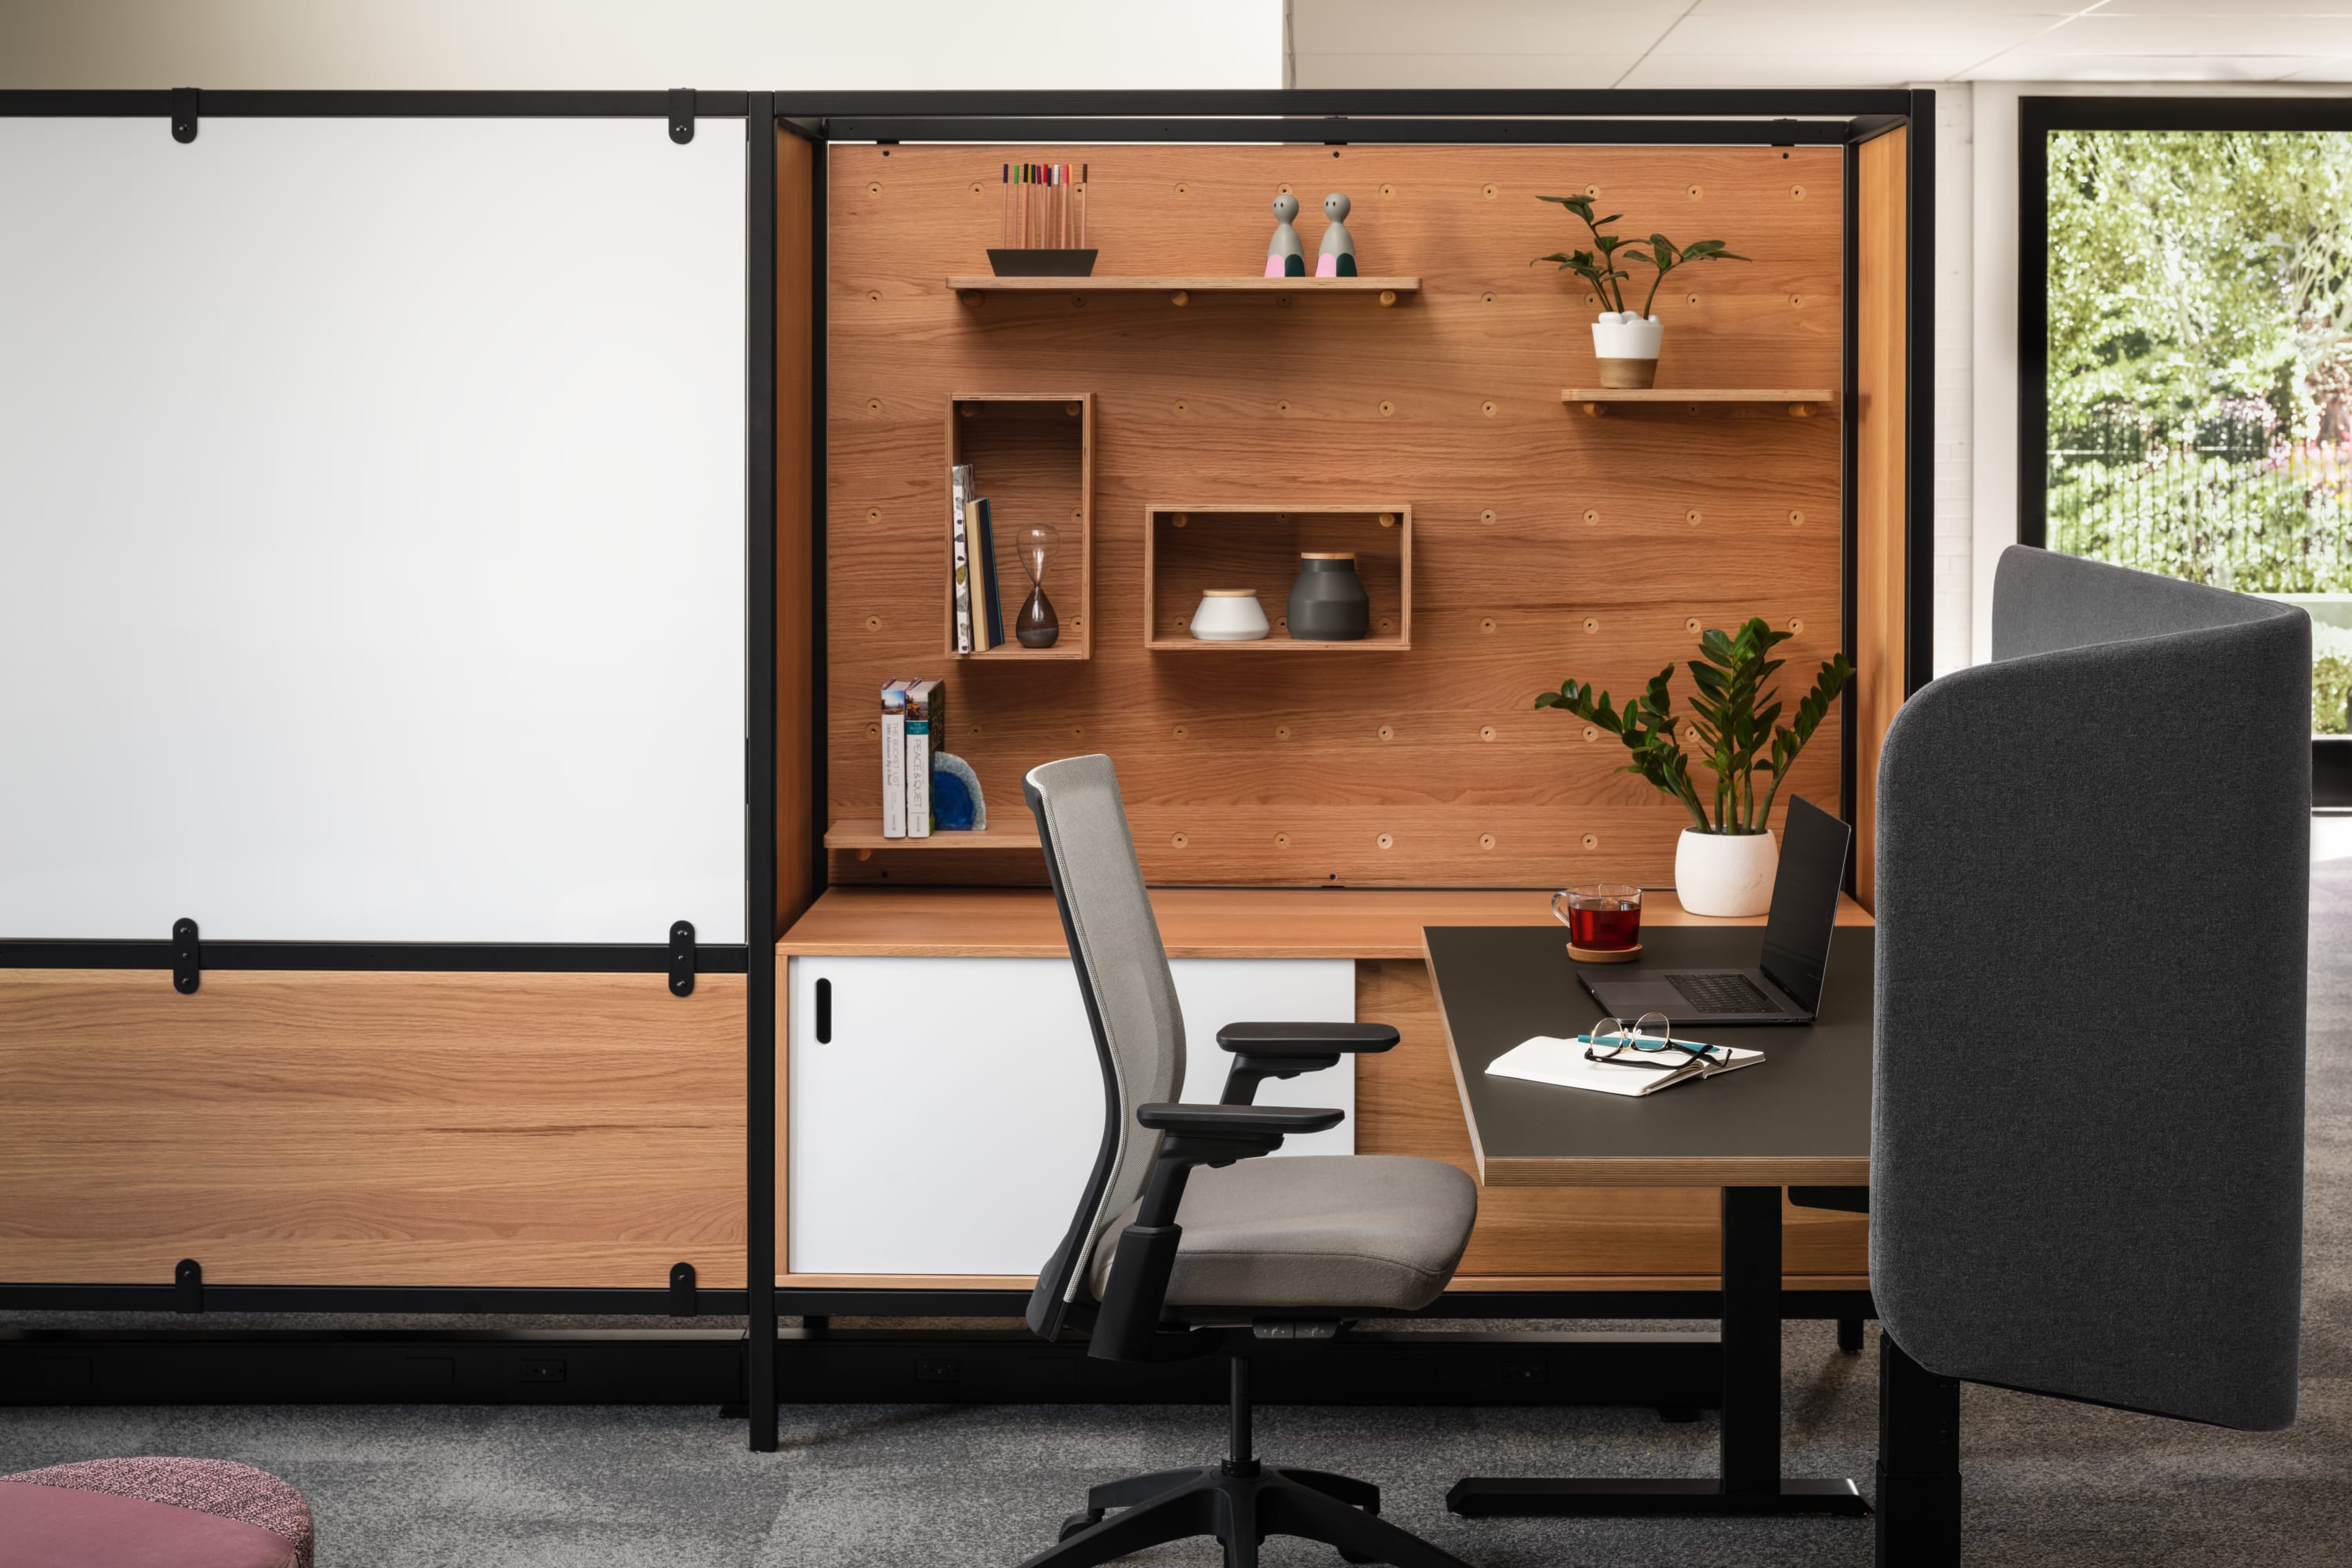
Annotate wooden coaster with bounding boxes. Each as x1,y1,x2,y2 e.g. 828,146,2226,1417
1566,941,1642,964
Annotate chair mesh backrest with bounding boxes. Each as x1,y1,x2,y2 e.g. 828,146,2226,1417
1022,755,1185,1322
1872,546,2308,1429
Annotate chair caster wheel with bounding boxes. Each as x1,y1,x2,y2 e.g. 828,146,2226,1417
1059,1509,1103,1541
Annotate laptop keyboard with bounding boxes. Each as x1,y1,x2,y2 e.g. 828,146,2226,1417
1665,972,1775,1014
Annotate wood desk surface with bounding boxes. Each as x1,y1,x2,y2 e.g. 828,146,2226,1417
778,886,1871,961
1426,924,1875,1189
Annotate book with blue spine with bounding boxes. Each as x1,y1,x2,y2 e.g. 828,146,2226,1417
971,497,1007,649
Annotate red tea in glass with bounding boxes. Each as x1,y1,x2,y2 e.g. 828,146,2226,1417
1552,884,1643,950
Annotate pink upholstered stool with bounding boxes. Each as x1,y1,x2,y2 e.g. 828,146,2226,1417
0,1457,314,1568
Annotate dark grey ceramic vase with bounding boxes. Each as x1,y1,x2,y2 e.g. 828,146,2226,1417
1287,553,1370,641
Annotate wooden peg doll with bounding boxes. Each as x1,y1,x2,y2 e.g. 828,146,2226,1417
1316,192,1356,278
1265,193,1306,278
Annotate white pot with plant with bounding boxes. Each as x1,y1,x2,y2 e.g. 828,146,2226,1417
1536,619,1854,917
1535,194,1748,390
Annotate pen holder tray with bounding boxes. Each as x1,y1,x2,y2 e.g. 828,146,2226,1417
1566,941,1642,964
988,248,1098,277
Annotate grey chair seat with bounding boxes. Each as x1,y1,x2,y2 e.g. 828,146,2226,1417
1090,1154,1477,1312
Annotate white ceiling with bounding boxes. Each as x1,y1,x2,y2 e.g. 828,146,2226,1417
1290,0,2352,88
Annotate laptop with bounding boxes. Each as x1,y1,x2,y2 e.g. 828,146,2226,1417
1577,795,1853,1026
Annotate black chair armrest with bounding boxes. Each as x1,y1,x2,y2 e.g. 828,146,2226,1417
1137,1102,1346,1137
1214,1021,1399,1104
1090,1100,1348,1360
1214,1021,1401,1055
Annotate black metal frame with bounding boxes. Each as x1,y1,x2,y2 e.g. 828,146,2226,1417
2017,94,2352,802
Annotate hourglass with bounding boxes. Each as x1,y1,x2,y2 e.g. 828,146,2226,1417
1015,522,1061,648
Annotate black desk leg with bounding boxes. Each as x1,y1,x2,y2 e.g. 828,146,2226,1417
1446,1185,1869,1519
1875,1334,1962,1566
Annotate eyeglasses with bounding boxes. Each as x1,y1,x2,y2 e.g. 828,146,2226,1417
1582,1012,1727,1073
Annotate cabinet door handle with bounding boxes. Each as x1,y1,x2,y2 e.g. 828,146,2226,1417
815,977,832,1044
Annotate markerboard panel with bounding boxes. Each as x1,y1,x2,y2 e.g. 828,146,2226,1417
0,115,748,943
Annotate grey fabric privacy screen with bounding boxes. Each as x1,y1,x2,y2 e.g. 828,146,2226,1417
1871,546,2309,1430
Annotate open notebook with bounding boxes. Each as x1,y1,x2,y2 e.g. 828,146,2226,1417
1485,1033,1766,1098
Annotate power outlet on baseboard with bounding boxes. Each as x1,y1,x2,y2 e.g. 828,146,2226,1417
521,1359,568,1384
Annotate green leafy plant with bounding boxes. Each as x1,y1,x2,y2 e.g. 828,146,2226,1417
1535,194,1748,318
1535,618,1854,834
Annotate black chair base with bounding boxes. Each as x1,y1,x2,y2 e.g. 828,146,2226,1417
1018,1460,1472,1568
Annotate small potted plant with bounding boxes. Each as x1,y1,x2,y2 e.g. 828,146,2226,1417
1534,194,1747,389
1536,619,1853,916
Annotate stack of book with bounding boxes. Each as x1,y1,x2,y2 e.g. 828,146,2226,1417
950,462,1011,653
878,679,944,838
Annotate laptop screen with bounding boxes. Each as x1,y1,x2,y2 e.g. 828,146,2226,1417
1758,795,1853,1012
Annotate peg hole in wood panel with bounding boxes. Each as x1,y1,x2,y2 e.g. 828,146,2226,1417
867,508,880,522
1791,183,1806,200
1585,184,1599,196
1277,183,1290,195
1377,833,1394,849
1584,618,1599,633
1480,617,1497,633
1481,401,1496,416
1789,294,1802,307
1483,183,1497,199
1482,292,1496,305
1583,727,1599,742
1378,615,1394,630
1685,617,1701,633
1276,725,1290,740
1788,618,1804,633
1481,508,1496,523
1277,400,1290,413
1178,183,1191,196
1278,295,1292,307
865,615,881,630
1071,726,1083,739
1276,616,1288,630
866,289,880,303
968,724,982,736
866,721,879,737
1171,833,1188,848
1686,293,1700,306
1072,295,1087,307
959,290,983,305
1584,508,1599,524
1381,183,1394,197
1276,833,1291,847
1686,405,1702,416
1174,400,1188,414
971,182,983,197
1479,833,1496,849
1379,400,1394,416
1584,292,1599,307
866,182,881,197
1583,833,1599,850
1480,726,1496,742
1789,509,1805,526
1686,509,1702,524
1377,724,1394,741
1688,183,1703,198
867,398,882,413
1173,725,1188,739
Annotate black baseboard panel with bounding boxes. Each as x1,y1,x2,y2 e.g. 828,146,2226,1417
1,1327,1723,1410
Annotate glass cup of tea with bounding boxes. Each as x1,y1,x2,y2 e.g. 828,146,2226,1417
1552,884,1644,952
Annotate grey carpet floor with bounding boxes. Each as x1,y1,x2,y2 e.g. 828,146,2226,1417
5,856,2348,1566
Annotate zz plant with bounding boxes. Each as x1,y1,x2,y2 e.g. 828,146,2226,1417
1535,193,1747,316
1536,618,1854,835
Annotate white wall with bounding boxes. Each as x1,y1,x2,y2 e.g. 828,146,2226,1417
0,0,1283,91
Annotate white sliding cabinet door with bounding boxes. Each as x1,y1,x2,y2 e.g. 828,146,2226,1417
787,956,1356,1276
0,116,747,942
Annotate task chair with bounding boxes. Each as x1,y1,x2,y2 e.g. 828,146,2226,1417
1018,753,1480,1568
1871,546,2309,1563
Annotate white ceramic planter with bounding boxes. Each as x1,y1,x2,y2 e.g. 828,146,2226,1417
1189,588,1271,641
1592,311,1664,389
1675,827,1777,917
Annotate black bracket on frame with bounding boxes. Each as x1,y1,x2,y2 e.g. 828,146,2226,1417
668,89,696,144
669,920,696,996
172,917,200,994
171,87,198,144
174,1258,203,1313
670,1261,698,1317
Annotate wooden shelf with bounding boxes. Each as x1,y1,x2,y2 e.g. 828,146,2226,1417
1144,504,1412,652
822,819,1041,858
949,276,1421,307
946,394,1092,661
1563,388,1837,417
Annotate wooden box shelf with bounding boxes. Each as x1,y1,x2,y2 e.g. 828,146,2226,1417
1143,504,1412,652
945,393,1093,661
949,275,1420,308
1563,387,1837,418
822,819,1043,860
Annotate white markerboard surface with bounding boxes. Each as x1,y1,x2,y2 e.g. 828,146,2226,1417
0,115,747,942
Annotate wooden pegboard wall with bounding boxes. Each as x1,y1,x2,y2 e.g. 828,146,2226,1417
823,142,1846,888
